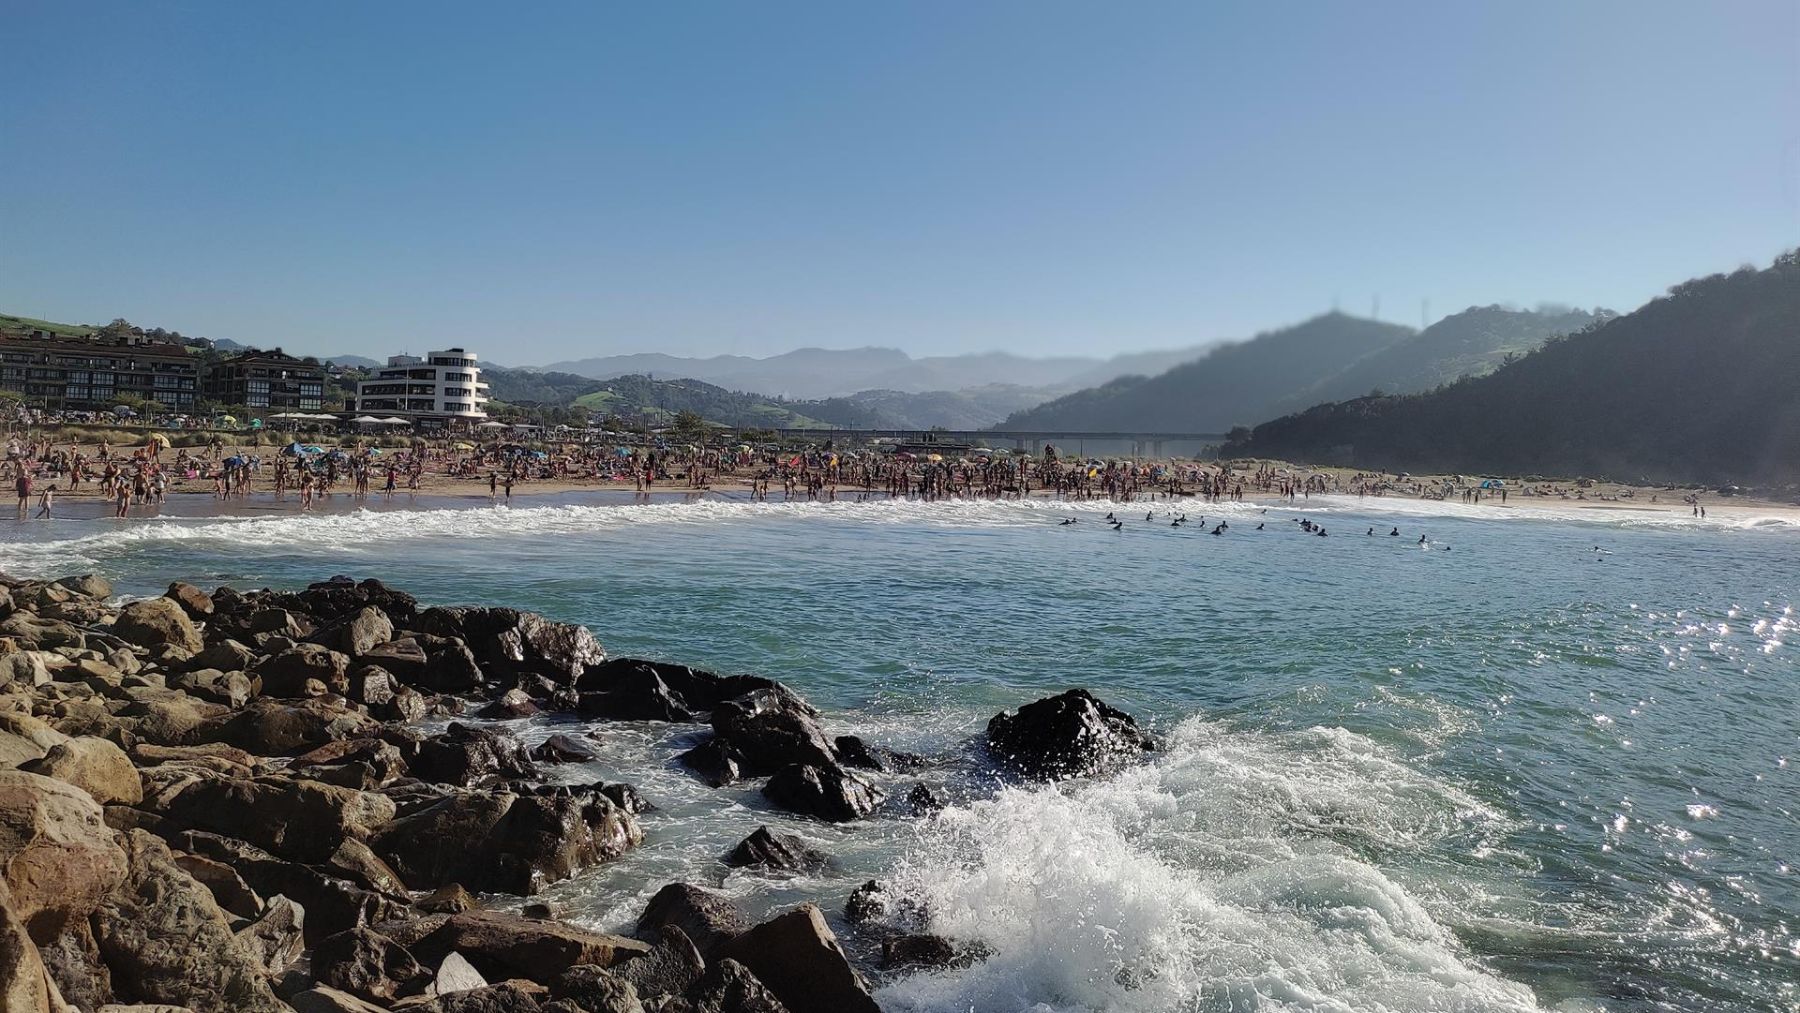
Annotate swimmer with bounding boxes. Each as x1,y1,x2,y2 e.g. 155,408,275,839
1255,522,1264,530
1111,520,1123,531
1390,527,1399,536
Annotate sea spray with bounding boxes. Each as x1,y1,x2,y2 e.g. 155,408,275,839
876,719,1540,1013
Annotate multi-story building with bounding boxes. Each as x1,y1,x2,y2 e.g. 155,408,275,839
350,348,488,423
0,328,199,410
202,349,327,411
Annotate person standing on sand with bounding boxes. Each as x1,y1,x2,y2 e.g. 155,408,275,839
15,470,32,517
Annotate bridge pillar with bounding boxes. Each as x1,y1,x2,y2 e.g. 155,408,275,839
1013,438,1026,453
1152,439,1164,458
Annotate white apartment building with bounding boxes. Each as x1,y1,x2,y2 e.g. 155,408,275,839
351,348,489,423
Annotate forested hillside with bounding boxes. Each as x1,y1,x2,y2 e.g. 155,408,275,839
1223,253,1800,485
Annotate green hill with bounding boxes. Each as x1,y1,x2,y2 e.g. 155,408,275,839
1223,252,1800,486
570,375,832,429
997,313,1416,433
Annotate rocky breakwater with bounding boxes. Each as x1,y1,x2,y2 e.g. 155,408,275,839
0,573,1156,1013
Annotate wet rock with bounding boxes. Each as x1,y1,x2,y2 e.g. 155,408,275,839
843,881,888,925
520,902,556,919
312,925,432,1002
479,688,540,720
576,659,715,722
55,574,113,600
638,883,750,962
711,690,837,776
904,783,946,816
408,910,650,984
113,598,204,654
347,665,397,708
323,838,409,898
833,735,921,773
235,894,306,974
256,644,353,698
0,769,129,940
612,925,703,999
718,904,877,1013
372,787,640,895
312,606,395,659
985,688,1154,780
419,884,478,914
19,735,143,804
412,723,536,786
417,607,604,685
164,582,214,619
761,763,883,822
677,737,745,787
529,733,596,764
725,827,827,873
90,830,287,1013
412,980,548,1013
549,964,642,1013
597,782,653,815
880,933,987,970
683,958,791,1013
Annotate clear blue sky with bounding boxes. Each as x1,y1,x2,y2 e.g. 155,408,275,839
3,1,1794,364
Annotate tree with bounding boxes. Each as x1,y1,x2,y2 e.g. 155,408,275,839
672,410,708,440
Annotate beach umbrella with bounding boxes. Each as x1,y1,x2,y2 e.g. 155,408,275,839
927,453,943,462
452,442,475,451
478,421,508,429
285,442,304,455
249,418,263,429
218,414,237,424
379,417,411,425
353,415,382,424
148,433,171,448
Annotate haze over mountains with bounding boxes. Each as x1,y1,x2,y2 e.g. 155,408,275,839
534,345,1220,400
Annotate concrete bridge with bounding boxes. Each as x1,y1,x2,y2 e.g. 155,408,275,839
758,428,1229,458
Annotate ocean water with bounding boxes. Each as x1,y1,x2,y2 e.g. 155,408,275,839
2,494,1796,1013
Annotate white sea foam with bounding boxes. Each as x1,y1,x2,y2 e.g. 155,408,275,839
876,718,1538,1013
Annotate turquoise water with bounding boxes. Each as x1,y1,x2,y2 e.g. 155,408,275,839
2,495,1796,1012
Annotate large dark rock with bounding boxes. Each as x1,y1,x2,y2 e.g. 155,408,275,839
710,690,836,776
216,697,384,755
725,827,827,873
677,737,746,787
530,733,597,764
372,787,640,895
638,883,750,962
761,763,883,822
311,605,396,659
256,643,353,698
0,769,129,942
985,688,1154,780
412,723,537,786
313,925,433,1002
407,910,649,985
37,919,114,1011
718,904,878,1013
90,829,288,1013
549,964,643,1013
140,769,395,864
113,597,205,653
575,658,730,721
165,581,216,618
612,925,703,999
416,606,605,685
833,735,921,773
684,958,792,1013
268,576,419,628
412,980,548,1013
176,830,407,944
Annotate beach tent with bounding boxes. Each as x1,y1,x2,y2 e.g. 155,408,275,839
1480,479,1506,489
249,419,263,429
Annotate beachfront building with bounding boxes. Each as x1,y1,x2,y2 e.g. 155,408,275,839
0,327,199,410
350,348,489,426
202,349,327,411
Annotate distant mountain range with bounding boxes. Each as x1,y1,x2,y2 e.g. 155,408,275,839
536,344,1220,400
1224,253,1800,485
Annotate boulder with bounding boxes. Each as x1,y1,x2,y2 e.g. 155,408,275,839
90,830,287,1013
313,925,432,1002
55,574,113,600
0,770,129,941
419,884,478,914
374,786,639,895
676,737,745,787
38,918,113,1011
685,959,790,1013
411,980,547,1013
710,690,836,776
0,878,71,1013
576,661,706,722
217,697,383,755
529,733,596,764
0,613,86,651
235,894,306,973
985,688,1154,780
611,925,703,999
169,668,253,708
175,831,405,944
364,635,484,694
0,650,52,691
171,853,262,919
143,771,396,864
417,607,604,685
761,763,882,823
436,951,489,995
163,582,214,619
256,644,353,698
19,736,143,804
312,606,395,659
549,965,642,1013
718,905,877,1013
113,599,204,654
637,884,749,962
0,709,69,768
288,985,394,1013
184,639,256,675
833,735,920,773
479,689,539,720
408,911,649,985
411,723,536,786
122,695,229,747
724,827,827,873
880,933,986,970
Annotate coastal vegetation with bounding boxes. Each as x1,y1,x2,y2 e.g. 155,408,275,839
1221,252,1800,485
